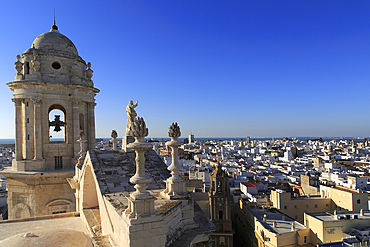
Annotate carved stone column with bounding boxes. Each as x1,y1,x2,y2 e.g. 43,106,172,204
88,102,96,150
31,98,42,160
164,122,186,199
72,100,81,159
12,98,23,161
125,117,156,218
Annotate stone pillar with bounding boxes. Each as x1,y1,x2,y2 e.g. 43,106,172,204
164,122,187,199
125,117,156,218
22,99,28,159
31,98,42,160
72,101,80,159
88,102,96,150
13,99,23,162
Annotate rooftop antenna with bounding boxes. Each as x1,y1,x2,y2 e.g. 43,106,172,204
52,8,58,30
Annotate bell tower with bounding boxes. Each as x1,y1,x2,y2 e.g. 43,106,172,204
1,23,99,219
209,162,234,247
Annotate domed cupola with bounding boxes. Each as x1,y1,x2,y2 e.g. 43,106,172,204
14,23,94,87
30,25,79,58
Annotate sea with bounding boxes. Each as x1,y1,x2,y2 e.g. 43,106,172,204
0,137,366,144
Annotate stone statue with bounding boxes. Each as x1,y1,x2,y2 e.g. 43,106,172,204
14,55,23,75
31,50,40,72
86,62,93,80
126,100,138,134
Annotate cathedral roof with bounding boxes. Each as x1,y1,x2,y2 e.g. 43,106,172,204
28,27,78,58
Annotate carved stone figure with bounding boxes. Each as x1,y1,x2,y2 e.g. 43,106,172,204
31,50,40,73
14,55,23,75
86,62,93,80
126,100,138,134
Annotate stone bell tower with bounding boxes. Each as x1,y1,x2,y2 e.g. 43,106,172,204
0,22,99,219
209,162,234,247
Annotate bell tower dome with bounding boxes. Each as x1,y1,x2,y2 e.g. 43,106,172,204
1,23,99,219
8,23,99,171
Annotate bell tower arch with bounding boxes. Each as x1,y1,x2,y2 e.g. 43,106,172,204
1,23,99,219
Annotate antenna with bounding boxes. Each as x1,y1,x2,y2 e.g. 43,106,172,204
52,8,58,30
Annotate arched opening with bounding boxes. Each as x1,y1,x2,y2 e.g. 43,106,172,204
49,104,66,142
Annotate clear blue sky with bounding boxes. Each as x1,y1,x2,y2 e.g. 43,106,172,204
0,1,369,138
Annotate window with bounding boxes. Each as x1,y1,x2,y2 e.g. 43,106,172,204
24,62,30,74
27,118,29,123
219,210,223,220
326,204,329,208
79,113,84,130
55,156,63,169
52,61,61,70
26,102,29,107
357,199,361,204
306,205,308,209
284,206,287,210
315,204,318,208
52,211,66,214
304,236,307,244
294,205,297,209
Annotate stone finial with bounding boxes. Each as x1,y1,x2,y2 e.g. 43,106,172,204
14,55,23,75
78,130,85,139
86,62,93,80
291,222,295,231
110,130,119,151
111,130,118,139
76,131,87,169
129,117,148,138
168,122,181,139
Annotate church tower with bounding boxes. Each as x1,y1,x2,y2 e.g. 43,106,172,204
1,23,99,219
209,162,234,247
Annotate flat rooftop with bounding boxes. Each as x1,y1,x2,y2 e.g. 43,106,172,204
0,214,89,241
308,211,370,222
90,149,171,195
248,206,306,234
